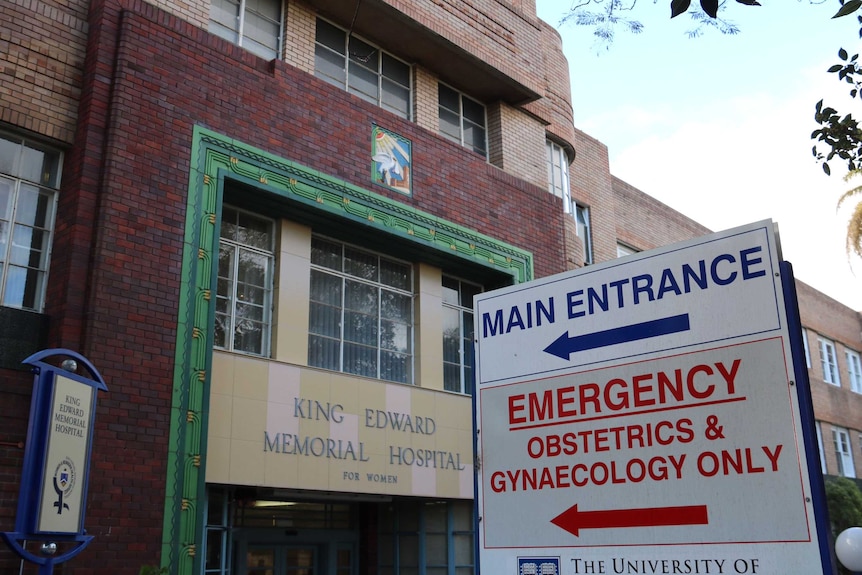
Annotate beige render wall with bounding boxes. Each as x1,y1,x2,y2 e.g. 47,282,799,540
1,0,88,144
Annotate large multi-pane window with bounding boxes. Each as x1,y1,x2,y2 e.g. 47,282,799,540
439,84,487,157
209,0,281,59
0,133,60,312
308,236,413,384
847,349,862,393
378,500,474,575
833,426,855,478
574,203,593,265
442,276,481,395
215,206,274,356
818,336,841,386
546,140,570,207
314,19,412,119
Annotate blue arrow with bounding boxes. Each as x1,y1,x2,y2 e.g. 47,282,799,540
543,313,691,360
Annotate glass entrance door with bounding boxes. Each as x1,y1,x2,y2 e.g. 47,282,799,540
245,546,316,575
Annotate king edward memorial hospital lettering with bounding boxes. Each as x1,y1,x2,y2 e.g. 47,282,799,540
474,222,828,574
263,399,465,484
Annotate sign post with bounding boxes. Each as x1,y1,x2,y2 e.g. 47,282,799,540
473,220,834,574
1,349,107,575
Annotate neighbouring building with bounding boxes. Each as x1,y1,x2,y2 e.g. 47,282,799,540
1,0,860,574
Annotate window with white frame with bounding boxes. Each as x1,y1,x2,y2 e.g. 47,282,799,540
617,242,638,258
847,349,862,393
816,422,827,474
833,426,855,478
438,83,487,157
0,132,60,312
574,203,593,265
442,276,481,395
819,336,841,386
308,236,413,384
546,140,570,207
209,0,282,60
802,328,811,368
314,19,412,120
215,206,274,356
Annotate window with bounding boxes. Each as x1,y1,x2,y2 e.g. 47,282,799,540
0,132,60,312
833,426,855,478
816,422,827,474
802,329,811,369
617,243,638,258
439,84,487,157
308,236,413,384
442,276,481,395
215,206,274,356
379,500,474,575
546,140,570,207
818,336,840,386
847,350,862,393
204,487,233,575
574,203,593,265
314,19,412,119
210,0,281,59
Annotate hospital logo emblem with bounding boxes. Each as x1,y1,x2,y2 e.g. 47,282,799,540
52,457,76,514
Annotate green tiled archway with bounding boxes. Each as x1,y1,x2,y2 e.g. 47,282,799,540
161,126,533,574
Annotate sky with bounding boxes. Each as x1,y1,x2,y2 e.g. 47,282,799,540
534,0,862,310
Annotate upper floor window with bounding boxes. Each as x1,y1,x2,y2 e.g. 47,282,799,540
617,243,638,258
215,206,275,356
546,140,570,206
308,236,413,384
0,132,60,312
210,0,282,60
802,328,811,368
314,19,412,120
438,84,487,157
816,422,827,474
818,336,840,386
442,276,481,395
847,349,862,393
574,203,593,265
833,426,855,478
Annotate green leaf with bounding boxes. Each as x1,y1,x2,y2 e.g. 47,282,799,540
840,48,849,61
700,0,718,18
735,0,761,5
833,0,862,19
824,163,832,176
671,0,692,18
829,64,844,73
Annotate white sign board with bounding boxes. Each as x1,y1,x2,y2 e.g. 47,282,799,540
474,221,826,574
37,374,94,533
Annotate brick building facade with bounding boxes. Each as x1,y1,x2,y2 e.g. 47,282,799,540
1,0,860,573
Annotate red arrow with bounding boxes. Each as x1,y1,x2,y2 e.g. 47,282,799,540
551,504,709,536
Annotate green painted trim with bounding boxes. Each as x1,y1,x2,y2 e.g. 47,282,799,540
161,125,534,574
